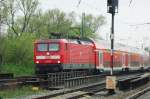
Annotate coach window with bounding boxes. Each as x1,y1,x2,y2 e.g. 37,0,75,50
37,43,48,51
49,43,59,51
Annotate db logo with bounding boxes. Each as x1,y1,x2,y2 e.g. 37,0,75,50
46,52,50,55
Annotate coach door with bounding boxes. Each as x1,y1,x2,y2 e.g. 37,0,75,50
123,53,128,68
128,54,131,68
98,51,103,68
122,53,125,67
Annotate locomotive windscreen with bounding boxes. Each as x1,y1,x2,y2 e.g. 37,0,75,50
37,43,59,51
48,43,59,51
37,43,48,51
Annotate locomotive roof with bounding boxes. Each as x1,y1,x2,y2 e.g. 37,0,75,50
35,38,148,55
35,38,94,45
35,39,68,43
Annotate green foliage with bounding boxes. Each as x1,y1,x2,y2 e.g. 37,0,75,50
0,33,36,65
0,34,36,75
28,9,73,38
1,64,34,76
80,14,106,38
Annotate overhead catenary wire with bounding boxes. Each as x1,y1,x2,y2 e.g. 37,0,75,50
77,0,135,12
128,0,150,29
130,23,150,27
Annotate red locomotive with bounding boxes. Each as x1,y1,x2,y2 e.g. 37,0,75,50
34,38,150,74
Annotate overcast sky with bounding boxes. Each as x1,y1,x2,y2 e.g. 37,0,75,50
39,0,150,48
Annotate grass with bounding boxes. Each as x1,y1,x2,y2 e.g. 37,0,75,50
0,64,35,76
0,86,49,99
0,64,49,99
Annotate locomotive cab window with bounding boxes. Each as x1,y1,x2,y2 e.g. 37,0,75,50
37,43,48,51
49,43,59,51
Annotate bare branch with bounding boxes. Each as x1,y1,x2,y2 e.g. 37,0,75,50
129,0,133,7
17,0,39,33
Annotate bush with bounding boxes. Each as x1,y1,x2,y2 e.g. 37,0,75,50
1,64,34,76
0,33,36,65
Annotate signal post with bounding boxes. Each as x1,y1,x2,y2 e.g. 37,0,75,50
106,0,118,95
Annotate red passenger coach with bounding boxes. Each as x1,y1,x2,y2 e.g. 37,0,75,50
94,40,150,72
34,39,95,73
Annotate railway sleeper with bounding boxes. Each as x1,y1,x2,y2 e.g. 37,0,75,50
0,73,14,79
117,77,140,90
130,76,149,89
0,81,23,90
118,75,150,90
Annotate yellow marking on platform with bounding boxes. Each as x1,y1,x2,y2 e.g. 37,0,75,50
32,87,39,91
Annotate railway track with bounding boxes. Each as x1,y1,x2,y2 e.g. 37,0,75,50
23,81,106,99
0,71,147,90
0,73,48,90
21,72,147,99
0,71,91,90
0,70,148,97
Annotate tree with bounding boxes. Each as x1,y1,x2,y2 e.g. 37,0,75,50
69,14,106,39
43,9,72,38
81,14,106,38
6,0,39,37
7,7,106,39
0,0,8,36
27,9,43,37
17,0,39,34
27,9,73,38
6,0,19,36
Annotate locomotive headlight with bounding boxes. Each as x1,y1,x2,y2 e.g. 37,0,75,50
36,61,39,64
50,55,61,59
57,60,60,63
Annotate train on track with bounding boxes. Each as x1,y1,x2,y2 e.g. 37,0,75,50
34,38,150,74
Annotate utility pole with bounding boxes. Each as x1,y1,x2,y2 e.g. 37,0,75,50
81,12,85,38
110,12,115,75
0,3,2,37
107,0,118,76
106,0,118,95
